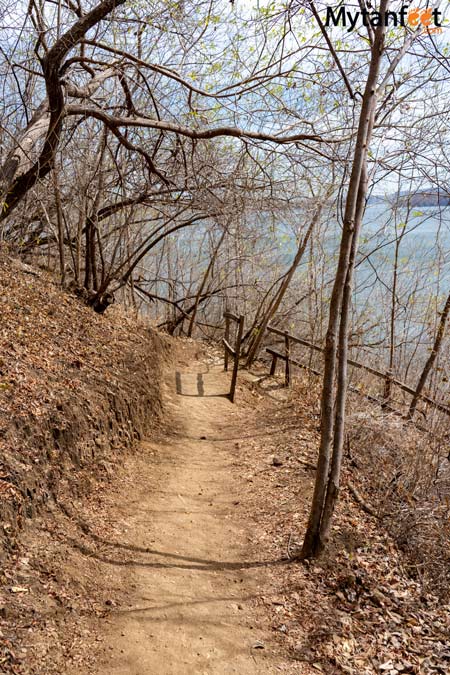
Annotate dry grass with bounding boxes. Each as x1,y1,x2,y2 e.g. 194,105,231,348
347,400,450,598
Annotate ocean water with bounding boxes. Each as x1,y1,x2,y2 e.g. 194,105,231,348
354,205,450,307
248,203,450,369
161,202,450,343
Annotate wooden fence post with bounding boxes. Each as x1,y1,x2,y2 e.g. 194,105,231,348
229,315,244,403
284,331,291,387
270,353,278,376
382,368,393,407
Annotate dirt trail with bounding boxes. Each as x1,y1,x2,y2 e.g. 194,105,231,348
83,361,281,675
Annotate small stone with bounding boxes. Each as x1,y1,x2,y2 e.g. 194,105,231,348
271,456,283,467
370,588,386,606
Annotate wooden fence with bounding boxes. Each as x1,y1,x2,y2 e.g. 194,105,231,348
265,324,450,419
219,312,450,420
222,311,244,403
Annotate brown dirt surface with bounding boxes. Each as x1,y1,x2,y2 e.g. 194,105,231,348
66,354,292,675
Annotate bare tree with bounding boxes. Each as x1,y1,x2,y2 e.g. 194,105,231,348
301,0,389,557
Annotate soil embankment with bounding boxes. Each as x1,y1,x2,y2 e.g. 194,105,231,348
0,252,170,673
0,252,167,554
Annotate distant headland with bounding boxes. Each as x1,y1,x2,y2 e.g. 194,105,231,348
369,188,450,207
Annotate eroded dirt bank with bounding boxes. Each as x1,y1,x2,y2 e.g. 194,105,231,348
0,251,170,673
0,252,168,555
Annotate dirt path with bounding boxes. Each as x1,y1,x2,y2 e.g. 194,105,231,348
83,361,282,675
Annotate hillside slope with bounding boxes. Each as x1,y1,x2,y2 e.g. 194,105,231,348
0,249,169,555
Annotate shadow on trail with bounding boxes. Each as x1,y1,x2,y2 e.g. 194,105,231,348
57,502,289,572
72,544,288,572
65,534,289,572
113,594,261,617
170,427,303,443
175,371,229,398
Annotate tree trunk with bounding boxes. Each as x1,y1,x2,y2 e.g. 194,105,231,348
245,204,323,367
320,164,368,545
187,228,226,337
301,7,388,558
84,215,98,292
52,164,66,287
408,290,450,420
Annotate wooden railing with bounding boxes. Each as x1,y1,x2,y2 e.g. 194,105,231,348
266,325,450,419
222,311,244,403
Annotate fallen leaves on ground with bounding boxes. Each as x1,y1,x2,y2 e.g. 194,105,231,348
232,368,450,675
